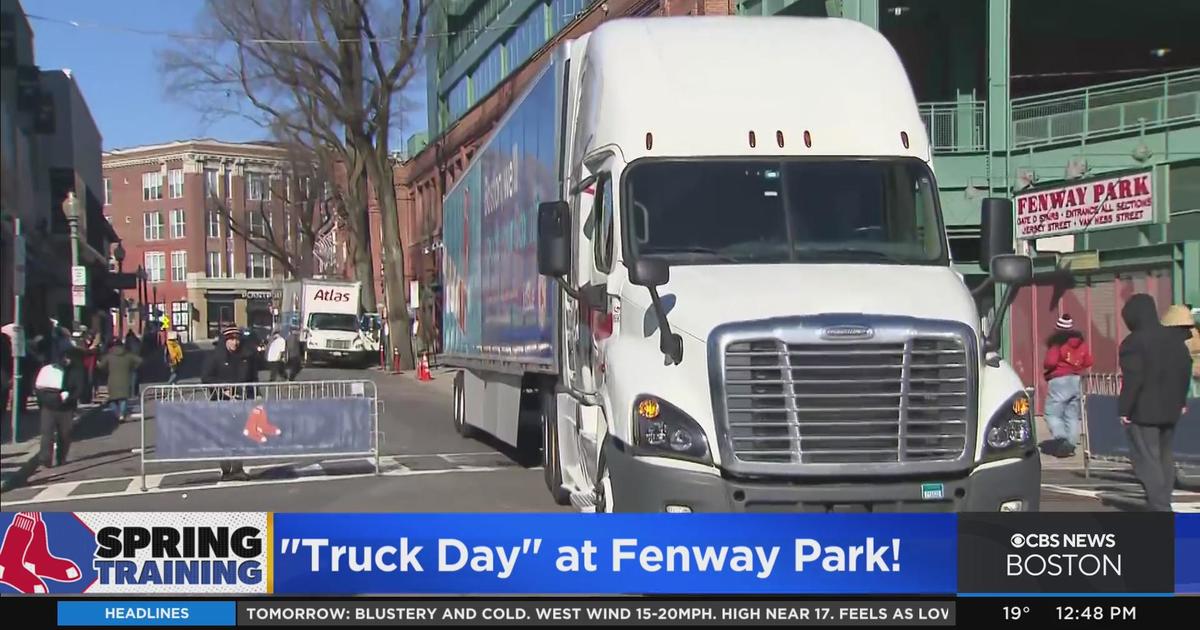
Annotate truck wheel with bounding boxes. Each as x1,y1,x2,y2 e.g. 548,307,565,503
595,463,616,513
452,371,476,438
541,389,571,506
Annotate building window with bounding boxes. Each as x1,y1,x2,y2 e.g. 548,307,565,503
171,301,191,331
206,251,223,278
224,170,233,200
448,78,470,122
170,208,186,239
142,171,163,201
204,168,220,199
171,250,188,282
168,168,184,199
247,209,268,238
207,208,221,238
508,6,547,70
104,178,112,205
143,211,163,241
145,251,166,283
247,252,272,279
246,172,271,201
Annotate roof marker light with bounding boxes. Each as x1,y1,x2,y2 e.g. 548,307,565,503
901,131,910,149
748,131,757,148
645,132,653,150
803,130,812,148
776,131,785,148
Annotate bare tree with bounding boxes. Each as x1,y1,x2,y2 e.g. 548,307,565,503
161,0,428,369
203,140,342,279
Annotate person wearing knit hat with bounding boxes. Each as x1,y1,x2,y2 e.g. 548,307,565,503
200,324,256,481
1042,312,1094,457
1162,304,1200,395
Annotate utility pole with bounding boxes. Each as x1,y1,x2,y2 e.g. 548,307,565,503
64,192,86,328
10,218,26,442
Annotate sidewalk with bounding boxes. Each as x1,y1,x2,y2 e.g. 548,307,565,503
2,402,110,492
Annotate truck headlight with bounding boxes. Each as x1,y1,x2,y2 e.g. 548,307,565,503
983,392,1035,460
632,396,711,465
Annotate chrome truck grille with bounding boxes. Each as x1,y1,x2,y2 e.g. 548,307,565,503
710,316,977,476
327,339,351,350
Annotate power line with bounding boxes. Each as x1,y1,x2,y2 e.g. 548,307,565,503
23,8,587,44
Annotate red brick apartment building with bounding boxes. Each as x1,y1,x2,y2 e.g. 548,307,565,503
102,140,295,341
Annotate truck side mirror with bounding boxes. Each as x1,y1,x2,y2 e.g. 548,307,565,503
990,253,1033,286
537,201,570,277
980,197,1014,272
628,257,669,288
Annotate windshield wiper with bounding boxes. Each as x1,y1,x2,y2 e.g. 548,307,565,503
640,247,741,263
793,248,914,265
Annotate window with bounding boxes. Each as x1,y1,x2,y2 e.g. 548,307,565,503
142,171,162,201
143,211,163,241
592,174,614,272
508,7,547,70
168,168,184,199
170,208,186,239
246,172,271,201
623,158,948,266
247,252,272,279
171,301,190,330
206,251,223,278
171,250,187,282
104,178,112,205
224,170,233,200
207,208,221,238
204,168,220,199
145,251,166,283
247,209,267,238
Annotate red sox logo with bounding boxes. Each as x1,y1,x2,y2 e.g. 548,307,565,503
0,512,81,594
243,405,282,444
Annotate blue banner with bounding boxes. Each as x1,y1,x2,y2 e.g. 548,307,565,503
155,398,372,459
271,514,956,595
1178,514,1199,594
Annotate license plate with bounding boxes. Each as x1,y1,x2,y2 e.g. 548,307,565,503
332,351,346,357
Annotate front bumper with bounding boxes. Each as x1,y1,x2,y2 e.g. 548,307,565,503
604,437,1041,513
306,347,371,363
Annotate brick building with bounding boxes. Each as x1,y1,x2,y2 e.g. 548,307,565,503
102,140,298,342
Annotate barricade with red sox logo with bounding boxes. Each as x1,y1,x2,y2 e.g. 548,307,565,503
139,380,381,491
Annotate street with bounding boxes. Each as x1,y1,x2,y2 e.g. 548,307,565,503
1,363,1196,513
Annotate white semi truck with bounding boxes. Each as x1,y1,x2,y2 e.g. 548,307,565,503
442,17,1040,512
281,279,376,367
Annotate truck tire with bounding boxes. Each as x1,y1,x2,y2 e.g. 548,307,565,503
452,371,476,438
541,388,571,506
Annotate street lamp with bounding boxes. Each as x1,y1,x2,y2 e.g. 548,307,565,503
63,191,84,327
114,242,126,337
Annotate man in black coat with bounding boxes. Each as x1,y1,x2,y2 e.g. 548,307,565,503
1118,293,1192,511
201,326,256,481
34,346,86,468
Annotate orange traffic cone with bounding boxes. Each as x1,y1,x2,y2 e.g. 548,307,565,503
417,354,433,382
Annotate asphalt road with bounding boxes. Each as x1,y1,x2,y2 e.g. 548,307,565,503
2,361,1195,513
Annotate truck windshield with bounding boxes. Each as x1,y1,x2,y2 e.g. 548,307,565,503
623,158,948,266
309,313,359,331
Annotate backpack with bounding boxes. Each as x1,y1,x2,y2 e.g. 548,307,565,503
35,363,66,391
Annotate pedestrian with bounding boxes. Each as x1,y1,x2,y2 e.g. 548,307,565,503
201,326,255,481
1161,304,1200,396
82,331,102,404
165,330,184,385
1118,294,1192,512
33,346,85,468
98,338,143,423
265,330,287,382
124,330,142,398
1042,313,1093,457
285,328,303,381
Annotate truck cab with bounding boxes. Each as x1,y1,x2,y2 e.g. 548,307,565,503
535,18,1039,512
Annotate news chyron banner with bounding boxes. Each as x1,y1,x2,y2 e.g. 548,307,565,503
0,512,1196,597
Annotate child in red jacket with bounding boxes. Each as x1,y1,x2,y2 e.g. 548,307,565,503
1043,314,1094,457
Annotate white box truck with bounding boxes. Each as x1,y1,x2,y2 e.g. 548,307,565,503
281,279,374,367
443,17,1040,512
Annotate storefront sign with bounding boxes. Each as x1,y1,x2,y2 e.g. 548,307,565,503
1015,170,1153,240
245,290,277,301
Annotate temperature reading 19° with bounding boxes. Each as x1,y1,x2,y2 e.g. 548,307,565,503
1005,606,1031,621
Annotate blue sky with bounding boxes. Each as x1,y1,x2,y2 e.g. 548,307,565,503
25,0,427,151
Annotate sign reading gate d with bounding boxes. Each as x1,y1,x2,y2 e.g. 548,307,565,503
1015,170,1153,240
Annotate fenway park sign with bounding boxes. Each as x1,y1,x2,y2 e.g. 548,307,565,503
1015,170,1154,240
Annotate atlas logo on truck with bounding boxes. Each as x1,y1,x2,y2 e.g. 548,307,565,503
313,289,353,303
442,17,1040,514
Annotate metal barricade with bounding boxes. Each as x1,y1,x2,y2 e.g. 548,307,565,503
1080,373,1123,478
139,380,380,491
1081,372,1198,481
